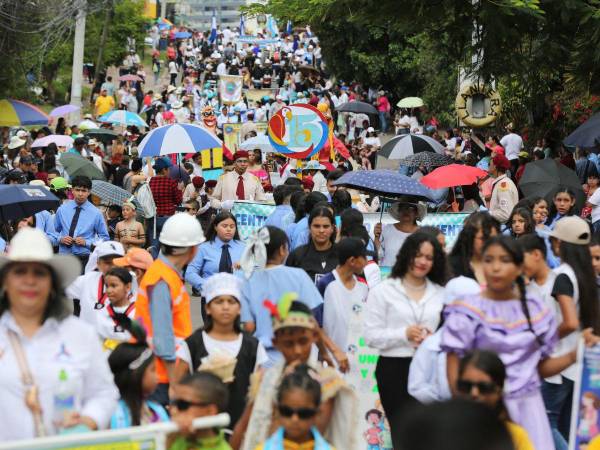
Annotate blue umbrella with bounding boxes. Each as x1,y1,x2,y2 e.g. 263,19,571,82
138,123,222,157
564,112,600,149
98,110,148,128
333,170,434,201
0,185,60,222
175,31,192,39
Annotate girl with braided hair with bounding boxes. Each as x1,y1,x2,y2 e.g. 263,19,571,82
441,236,579,450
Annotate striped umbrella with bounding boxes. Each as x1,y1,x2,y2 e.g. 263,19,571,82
0,99,49,126
138,123,222,157
91,180,142,212
380,134,445,159
98,110,148,128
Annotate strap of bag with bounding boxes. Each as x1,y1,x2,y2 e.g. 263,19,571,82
7,329,47,437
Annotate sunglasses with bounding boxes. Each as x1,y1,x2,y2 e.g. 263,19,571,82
456,380,498,395
278,405,318,419
170,399,210,411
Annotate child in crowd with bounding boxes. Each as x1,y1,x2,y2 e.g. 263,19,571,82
175,273,268,428
109,335,169,428
185,199,200,217
106,204,123,240
255,365,336,450
115,200,145,251
508,206,535,238
546,188,577,229
231,300,358,450
168,372,232,450
99,267,135,351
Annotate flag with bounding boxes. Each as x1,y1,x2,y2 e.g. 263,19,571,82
239,14,245,36
266,15,279,38
218,74,243,105
209,10,217,44
286,20,292,35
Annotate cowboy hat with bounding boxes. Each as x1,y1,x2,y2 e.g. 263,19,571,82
389,199,427,221
171,101,183,109
8,136,25,150
167,85,177,93
0,228,80,288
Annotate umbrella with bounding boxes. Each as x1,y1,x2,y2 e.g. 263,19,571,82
420,164,488,189
563,112,600,149
175,31,192,39
336,101,378,115
32,134,74,148
83,128,119,143
298,65,320,76
397,97,424,108
78,119,98,130
333,169,434,201
98,110,148,128
519,159,586,208
91,180,142,211
138,123,222,157
398,152,453,168
380,134,445,159
60,153,106,181
119,74,143,82
239,134,274,152
49,104,80,117
0,99,49,126
0,185,60,222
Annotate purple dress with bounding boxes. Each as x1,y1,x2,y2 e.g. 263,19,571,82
441,293,558,450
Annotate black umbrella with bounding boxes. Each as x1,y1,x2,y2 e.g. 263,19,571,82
519,159,586,208
380,134,445,159
398,152,454,168
563,112,600,149
83,128,119,144
0,185,60,222
336,101,378,115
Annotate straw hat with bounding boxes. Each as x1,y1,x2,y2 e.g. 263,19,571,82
0,228,80,288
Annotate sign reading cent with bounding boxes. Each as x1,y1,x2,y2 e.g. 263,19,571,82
267,103,329,159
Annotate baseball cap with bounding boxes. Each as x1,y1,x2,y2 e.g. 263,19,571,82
518,151,529,159
549,216,591,245
113,248,153,270
95,241,125,259
49,177,71,190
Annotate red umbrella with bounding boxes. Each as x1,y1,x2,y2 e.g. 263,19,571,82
119,74,142,82
420,164,488,189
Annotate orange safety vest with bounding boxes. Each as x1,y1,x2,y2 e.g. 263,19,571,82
135,258,192,383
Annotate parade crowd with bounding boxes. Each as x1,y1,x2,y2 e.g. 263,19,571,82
1,20,600,450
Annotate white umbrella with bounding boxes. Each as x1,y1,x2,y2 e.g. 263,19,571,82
138,123,222,157
31,134,74,148
78,119,98,130
239,134,275,152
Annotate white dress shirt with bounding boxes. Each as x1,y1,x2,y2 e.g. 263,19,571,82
66,271,104,327
364,278,445,357
211,170,266,208
0,313,118,440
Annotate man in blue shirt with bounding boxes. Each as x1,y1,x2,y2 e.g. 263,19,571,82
264,184,301,230
54,175,109,270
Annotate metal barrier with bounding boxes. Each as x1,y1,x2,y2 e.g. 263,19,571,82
0,413,230,450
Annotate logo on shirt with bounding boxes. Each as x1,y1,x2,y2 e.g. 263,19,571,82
54,343,72,362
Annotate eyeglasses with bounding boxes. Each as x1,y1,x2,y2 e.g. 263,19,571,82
170,399,210,411
278,405,318,419
456,380,498,395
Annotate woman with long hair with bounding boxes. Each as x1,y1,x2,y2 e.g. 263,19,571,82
365,232,447,449
508,206,536,238
546,187,578,229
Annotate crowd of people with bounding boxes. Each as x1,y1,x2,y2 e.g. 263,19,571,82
1,18,600,450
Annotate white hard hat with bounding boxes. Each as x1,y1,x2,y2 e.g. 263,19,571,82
159,213,205,247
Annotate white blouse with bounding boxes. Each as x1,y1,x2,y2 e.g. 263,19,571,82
364,277,445,358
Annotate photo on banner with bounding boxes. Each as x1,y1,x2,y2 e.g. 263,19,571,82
218,74,243,105
570,341,600,449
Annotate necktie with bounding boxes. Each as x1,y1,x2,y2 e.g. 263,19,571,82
218,243,233,273
68,206,82,237
236,175,245,200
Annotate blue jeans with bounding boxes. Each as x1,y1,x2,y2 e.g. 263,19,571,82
541,378,573,450
379,111,387,133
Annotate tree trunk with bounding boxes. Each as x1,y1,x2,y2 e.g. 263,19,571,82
90,0,114,103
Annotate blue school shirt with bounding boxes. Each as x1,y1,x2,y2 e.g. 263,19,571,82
54,200,109,255
35,210,58,247
289,217,309,250
240,265,323,350
264,205,294,230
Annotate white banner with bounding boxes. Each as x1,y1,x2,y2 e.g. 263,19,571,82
219,75,243,105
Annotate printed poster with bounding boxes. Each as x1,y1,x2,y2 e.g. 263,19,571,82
570,341,600,449
218,74,243,105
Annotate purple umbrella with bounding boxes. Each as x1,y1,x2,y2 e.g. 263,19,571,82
49,104,80,117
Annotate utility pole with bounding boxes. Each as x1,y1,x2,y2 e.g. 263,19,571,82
160,0,167,19
70,0,87,123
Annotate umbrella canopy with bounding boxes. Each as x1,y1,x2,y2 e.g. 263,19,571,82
175,31,192,39
32,134,74,148
83,128,119,143
336,101,378,115
138,123,222,157
563,112,600,149
49,104,80,117
98,110,148,128
0,99,49,126
519,159,586,208
380,134,445,159
91,180,142,211
78,119,98,130
333,169,434,201
119,74,143,82
398,152,453,169
298,65,320,76
0,185,60,222
397,97,424,108
420,164,488,189
239,134,274,152
60,153,106,181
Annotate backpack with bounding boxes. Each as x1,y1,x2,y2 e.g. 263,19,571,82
134,179,156,219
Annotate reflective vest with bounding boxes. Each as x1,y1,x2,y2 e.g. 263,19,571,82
135,258,192,383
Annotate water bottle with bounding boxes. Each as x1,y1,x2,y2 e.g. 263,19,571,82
53,369,76,432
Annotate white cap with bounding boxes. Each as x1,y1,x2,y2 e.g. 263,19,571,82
159,213,205,247
96,241,125,259
202,273,241,303
367,126,375,133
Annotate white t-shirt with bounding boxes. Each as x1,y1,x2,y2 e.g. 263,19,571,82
500,133,523,160
588,188,600,223
322,270,370,351
380,225,412,267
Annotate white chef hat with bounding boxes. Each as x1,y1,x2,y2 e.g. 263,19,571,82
202,273,241,303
